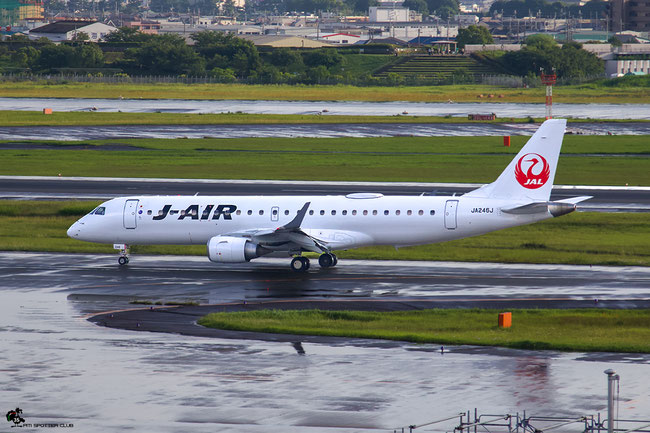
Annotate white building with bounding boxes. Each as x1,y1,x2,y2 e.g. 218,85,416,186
29,21,117,42
317,32,363,44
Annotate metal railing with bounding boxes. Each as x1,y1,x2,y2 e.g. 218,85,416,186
391,410,650,433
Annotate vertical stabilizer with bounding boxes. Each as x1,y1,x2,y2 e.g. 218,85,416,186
464,119,567,201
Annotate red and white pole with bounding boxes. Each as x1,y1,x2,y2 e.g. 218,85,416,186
541,73,557,120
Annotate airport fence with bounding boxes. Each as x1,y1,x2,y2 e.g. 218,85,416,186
392,410,650,433
0,72,603,88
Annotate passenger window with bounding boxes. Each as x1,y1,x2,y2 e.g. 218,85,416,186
309,210,314,215
430,210,435,215
372,210,378,215
407,210,412,216
272,209,278,216
247,210,252,215
352,210,357,215
259,210,264,215
363,210,368,215
331,210,336,215
384,210,389,215
320,210,325,215
418,210,424,215
147,210,152,215
395,210,401,216
236,210,241,215
285,210,290,215
342,210,347,215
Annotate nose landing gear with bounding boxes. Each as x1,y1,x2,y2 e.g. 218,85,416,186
114,243,130,266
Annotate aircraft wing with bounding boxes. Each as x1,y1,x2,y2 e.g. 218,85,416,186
220,202,331,254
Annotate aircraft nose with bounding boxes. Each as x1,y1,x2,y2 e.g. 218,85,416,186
67,222,80,238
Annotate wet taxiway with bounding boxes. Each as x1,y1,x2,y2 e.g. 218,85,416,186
2,97,650,119
2,252,649,432
2,122,650,141
2,176,649,213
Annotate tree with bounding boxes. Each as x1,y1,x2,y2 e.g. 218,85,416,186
524,34,556,50
268,48,304,73
221,0,236,16
426,0,458,19
191,31,261,78
608,36,622,47
72,31,90,41
104,27,152,43
11,46,40,69
76,44,104,68
303,48,342,69
456,25,493,48
125,34,205,75
501,39,603,78
402,0,428,16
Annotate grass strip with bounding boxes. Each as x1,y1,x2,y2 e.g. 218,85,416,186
1,82,650,103
1,136,649,185
1,111,648,127
197,308,650,353
1,201,648,266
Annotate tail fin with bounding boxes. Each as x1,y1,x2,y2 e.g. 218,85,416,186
464,119,567,201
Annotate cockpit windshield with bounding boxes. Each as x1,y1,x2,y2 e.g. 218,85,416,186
90,206,106,215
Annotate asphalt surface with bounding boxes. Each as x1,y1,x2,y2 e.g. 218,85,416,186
3,97,650,119
3,252,650,432
2,176,649,212
2,122,650,140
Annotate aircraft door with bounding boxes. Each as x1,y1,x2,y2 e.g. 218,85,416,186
123,199,139,229
444,200,458,230
271,206,279,222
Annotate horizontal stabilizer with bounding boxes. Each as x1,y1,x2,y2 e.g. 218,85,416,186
501,202,550,215
554,196,593,205
502,199,581,217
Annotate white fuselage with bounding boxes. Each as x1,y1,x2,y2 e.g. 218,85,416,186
68,194,552,250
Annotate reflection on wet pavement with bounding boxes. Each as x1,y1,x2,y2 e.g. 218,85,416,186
2,122,650,141
2,97,650,119
1,252,649,432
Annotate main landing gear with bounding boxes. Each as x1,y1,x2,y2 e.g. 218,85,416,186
290,253,337,272
114,243,130,266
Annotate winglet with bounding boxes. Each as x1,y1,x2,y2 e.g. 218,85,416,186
276,202,310,231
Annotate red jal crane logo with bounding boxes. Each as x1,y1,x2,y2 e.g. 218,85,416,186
514,153,550,189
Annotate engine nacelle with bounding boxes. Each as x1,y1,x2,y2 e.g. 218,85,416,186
207,236,268,263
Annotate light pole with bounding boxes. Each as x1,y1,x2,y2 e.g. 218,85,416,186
604,369,619,433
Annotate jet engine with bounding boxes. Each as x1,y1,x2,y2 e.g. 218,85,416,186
207,236,269,263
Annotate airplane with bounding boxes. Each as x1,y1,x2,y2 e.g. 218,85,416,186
67,119,591,272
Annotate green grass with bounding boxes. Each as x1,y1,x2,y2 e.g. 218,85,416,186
1,135,649,185
339,53,397,76
1,82,650,103
1,201,648,266
197,309,650,353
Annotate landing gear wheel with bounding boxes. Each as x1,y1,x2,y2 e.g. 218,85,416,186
118,256,129,266
291,257,310,272
318,253,334,268
331,254,338,267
